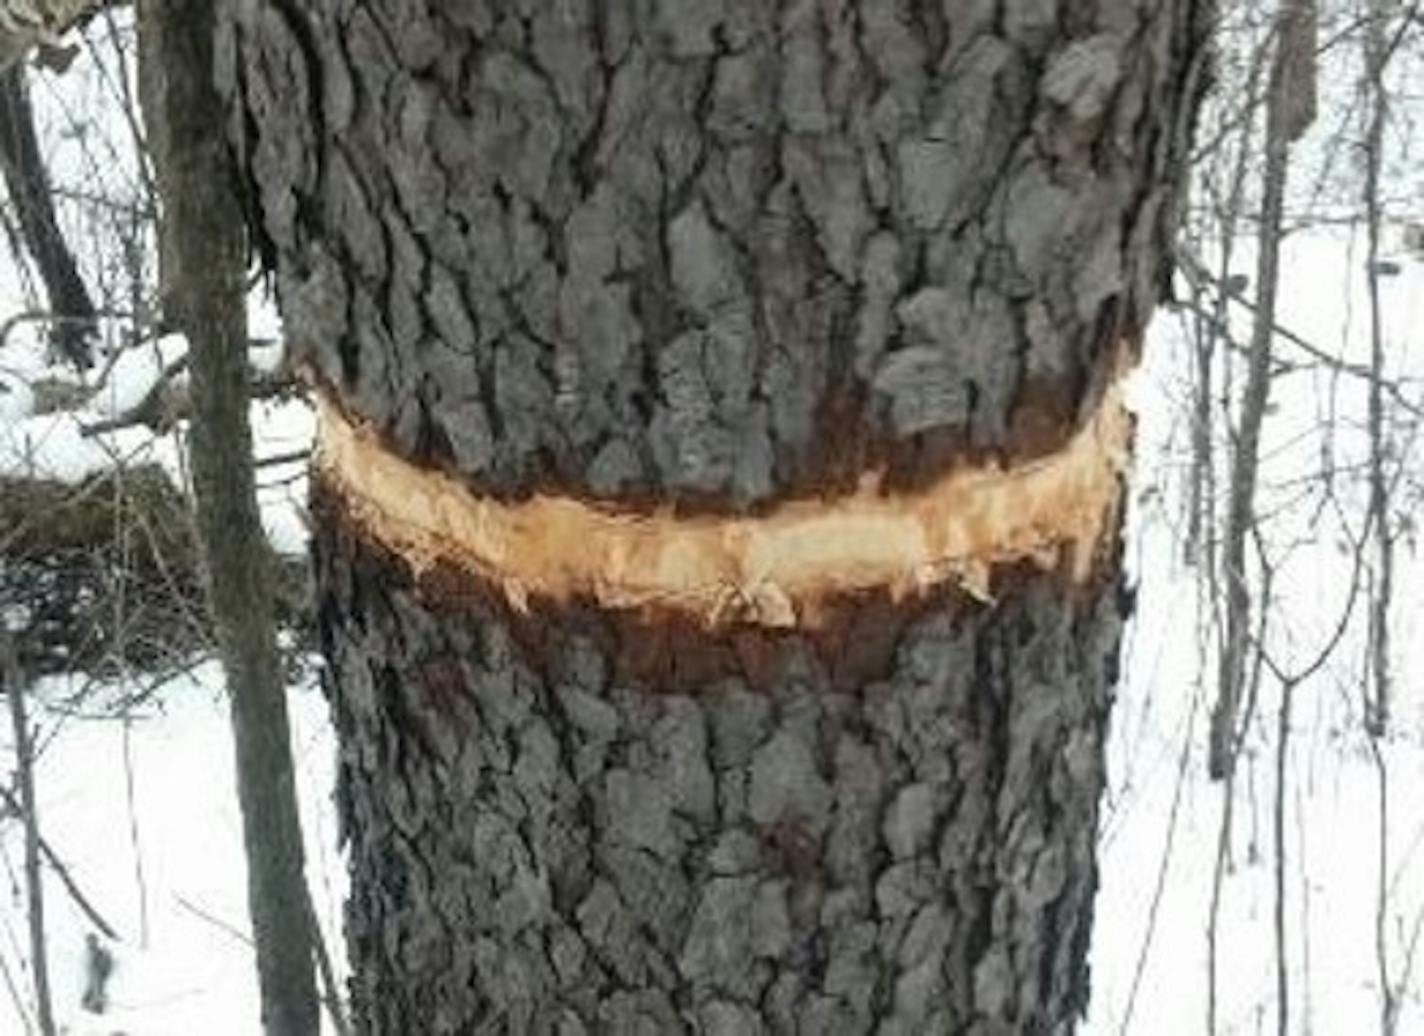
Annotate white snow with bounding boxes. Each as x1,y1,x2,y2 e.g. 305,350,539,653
0,667,346,1035
86,333,189,422
1086,233,1424,1034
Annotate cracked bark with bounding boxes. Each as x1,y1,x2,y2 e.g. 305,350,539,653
220,1,1209,1032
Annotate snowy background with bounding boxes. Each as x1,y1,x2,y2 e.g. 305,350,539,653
1,11,1422,1035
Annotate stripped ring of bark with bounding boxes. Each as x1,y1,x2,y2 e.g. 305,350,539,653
312,346,1135,630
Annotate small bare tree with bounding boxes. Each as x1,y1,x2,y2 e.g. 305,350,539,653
136,2,319,1033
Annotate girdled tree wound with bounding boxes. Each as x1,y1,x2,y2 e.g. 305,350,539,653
219,0,1211,1032
311,336,1134,692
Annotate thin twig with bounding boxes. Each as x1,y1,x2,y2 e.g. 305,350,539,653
1273,675,1297,1036
3,632,55,1036
173,894,252,948
1295,778,1315,1035
0,933,35,1034
119,713,148,948
1207,767,1236,1036
1211,0,1311,781
1370,738,1396,1035
85,7,159,218
1118,691,1201,1034
1392,905,1424,1027
0,784,120,941
1173,253,1424,421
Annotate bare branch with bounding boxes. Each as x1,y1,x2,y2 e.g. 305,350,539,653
1211,0,1314,782
0,783,121,941
3,632,55,1035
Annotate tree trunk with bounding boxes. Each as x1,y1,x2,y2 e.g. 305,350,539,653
218,2,1209,1032
137,3,319,1032
0,64,96,368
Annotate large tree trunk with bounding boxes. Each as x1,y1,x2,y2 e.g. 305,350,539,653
218,2,1208,1032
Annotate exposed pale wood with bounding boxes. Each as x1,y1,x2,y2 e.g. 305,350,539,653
313,343,1133,626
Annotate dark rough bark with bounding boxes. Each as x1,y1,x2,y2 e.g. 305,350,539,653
315,515,1122,1034
219,0,1206,508
0,65,96,368
137,3,319,1033
219,1,1208,1032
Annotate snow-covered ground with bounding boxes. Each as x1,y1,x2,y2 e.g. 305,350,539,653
0,667,345,1036
1088,229,1424,1034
